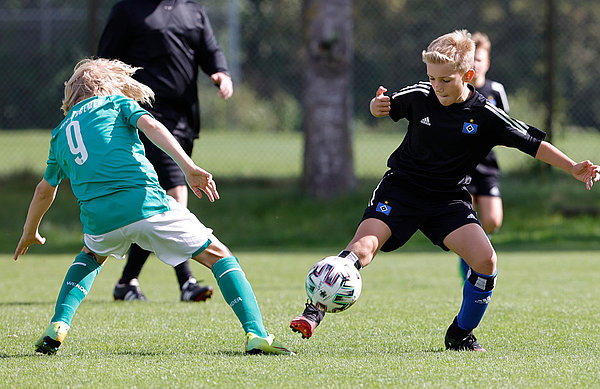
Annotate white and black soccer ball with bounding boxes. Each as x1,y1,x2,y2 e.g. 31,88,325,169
305,256,362,313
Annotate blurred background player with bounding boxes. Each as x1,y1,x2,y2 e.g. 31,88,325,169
97,0,234,302
459,32,510,279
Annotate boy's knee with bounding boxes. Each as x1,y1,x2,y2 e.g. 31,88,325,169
490,250,497,266
193,240,232,268
469,249,497,276
81,247,106,266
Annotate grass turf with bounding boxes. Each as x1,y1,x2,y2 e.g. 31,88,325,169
4,129,600,254
4,128,600,179
2,128,600,387
1,250,598,388
4,169,600,254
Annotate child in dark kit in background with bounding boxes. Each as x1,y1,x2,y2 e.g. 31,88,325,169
459,31,510,279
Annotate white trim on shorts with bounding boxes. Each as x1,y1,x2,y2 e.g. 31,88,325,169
83,200,213,267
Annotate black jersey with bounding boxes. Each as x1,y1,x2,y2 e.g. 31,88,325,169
387,82,544,194
476,79,510,113
98,0,229,139
470,79,510,181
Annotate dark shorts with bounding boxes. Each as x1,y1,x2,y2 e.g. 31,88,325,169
361,171,481,252
467,171,501,197
467,151,501,197
139,131,194,191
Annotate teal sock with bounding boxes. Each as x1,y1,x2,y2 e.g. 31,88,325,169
211,256,268,338
51,251,102,326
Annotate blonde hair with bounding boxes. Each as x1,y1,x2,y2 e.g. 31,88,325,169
422,30,475,73
472,32,491,55
61,58,154,115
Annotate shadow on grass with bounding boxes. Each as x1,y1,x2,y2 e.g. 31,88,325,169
0,301,56,306
0,300,148,307
1,348,454,359
0,352,32,359
0,349,257,359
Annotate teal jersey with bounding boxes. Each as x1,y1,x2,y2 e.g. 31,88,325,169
44,95,171,235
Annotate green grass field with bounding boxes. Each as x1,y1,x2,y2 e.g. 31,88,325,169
1,250,598,388
0,129,399,179
4,128,600,254
4,128,600,178
1,129,600,387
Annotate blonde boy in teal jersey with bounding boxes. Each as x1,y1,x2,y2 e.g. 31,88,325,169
14,58,292,356
47,94,171,235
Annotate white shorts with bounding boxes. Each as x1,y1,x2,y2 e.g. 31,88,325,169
83,201,213,267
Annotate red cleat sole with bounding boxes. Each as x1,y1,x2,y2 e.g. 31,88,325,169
290,317,316,339
193,288,213,302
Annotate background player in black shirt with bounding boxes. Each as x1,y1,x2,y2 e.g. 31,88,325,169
459,32,510,279
290,30,599,351
98,0,233,302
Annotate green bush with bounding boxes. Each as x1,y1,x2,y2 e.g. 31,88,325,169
198,82,301,132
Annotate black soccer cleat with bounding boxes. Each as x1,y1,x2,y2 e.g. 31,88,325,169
113,278,147,301
290,301,325,339
444,316,486,352
180,278,213,302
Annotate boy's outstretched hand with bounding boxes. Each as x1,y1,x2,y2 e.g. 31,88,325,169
14,231,46,260
185,166,220,202
571,160,600,190
370,86,391,117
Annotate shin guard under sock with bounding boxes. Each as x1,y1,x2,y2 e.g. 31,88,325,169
51,251,102,327
457,269,496,331
211,256,268,338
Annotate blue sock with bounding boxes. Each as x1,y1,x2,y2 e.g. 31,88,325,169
51,251,102,326
211,256,268,338
457,269,496,331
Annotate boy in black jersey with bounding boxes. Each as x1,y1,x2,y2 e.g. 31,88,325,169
458,32,509,279
290,30,599,351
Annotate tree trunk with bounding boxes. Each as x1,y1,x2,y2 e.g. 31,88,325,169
302,0,357,199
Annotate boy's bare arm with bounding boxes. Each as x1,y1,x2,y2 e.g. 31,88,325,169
14,179,58,260
535,141,600,190
136,114,219,202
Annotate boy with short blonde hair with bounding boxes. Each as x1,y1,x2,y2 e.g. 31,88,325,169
290,30,599,351
422,29,475,73
15,58,292,356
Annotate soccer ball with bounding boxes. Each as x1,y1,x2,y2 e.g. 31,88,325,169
305,256,362,313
